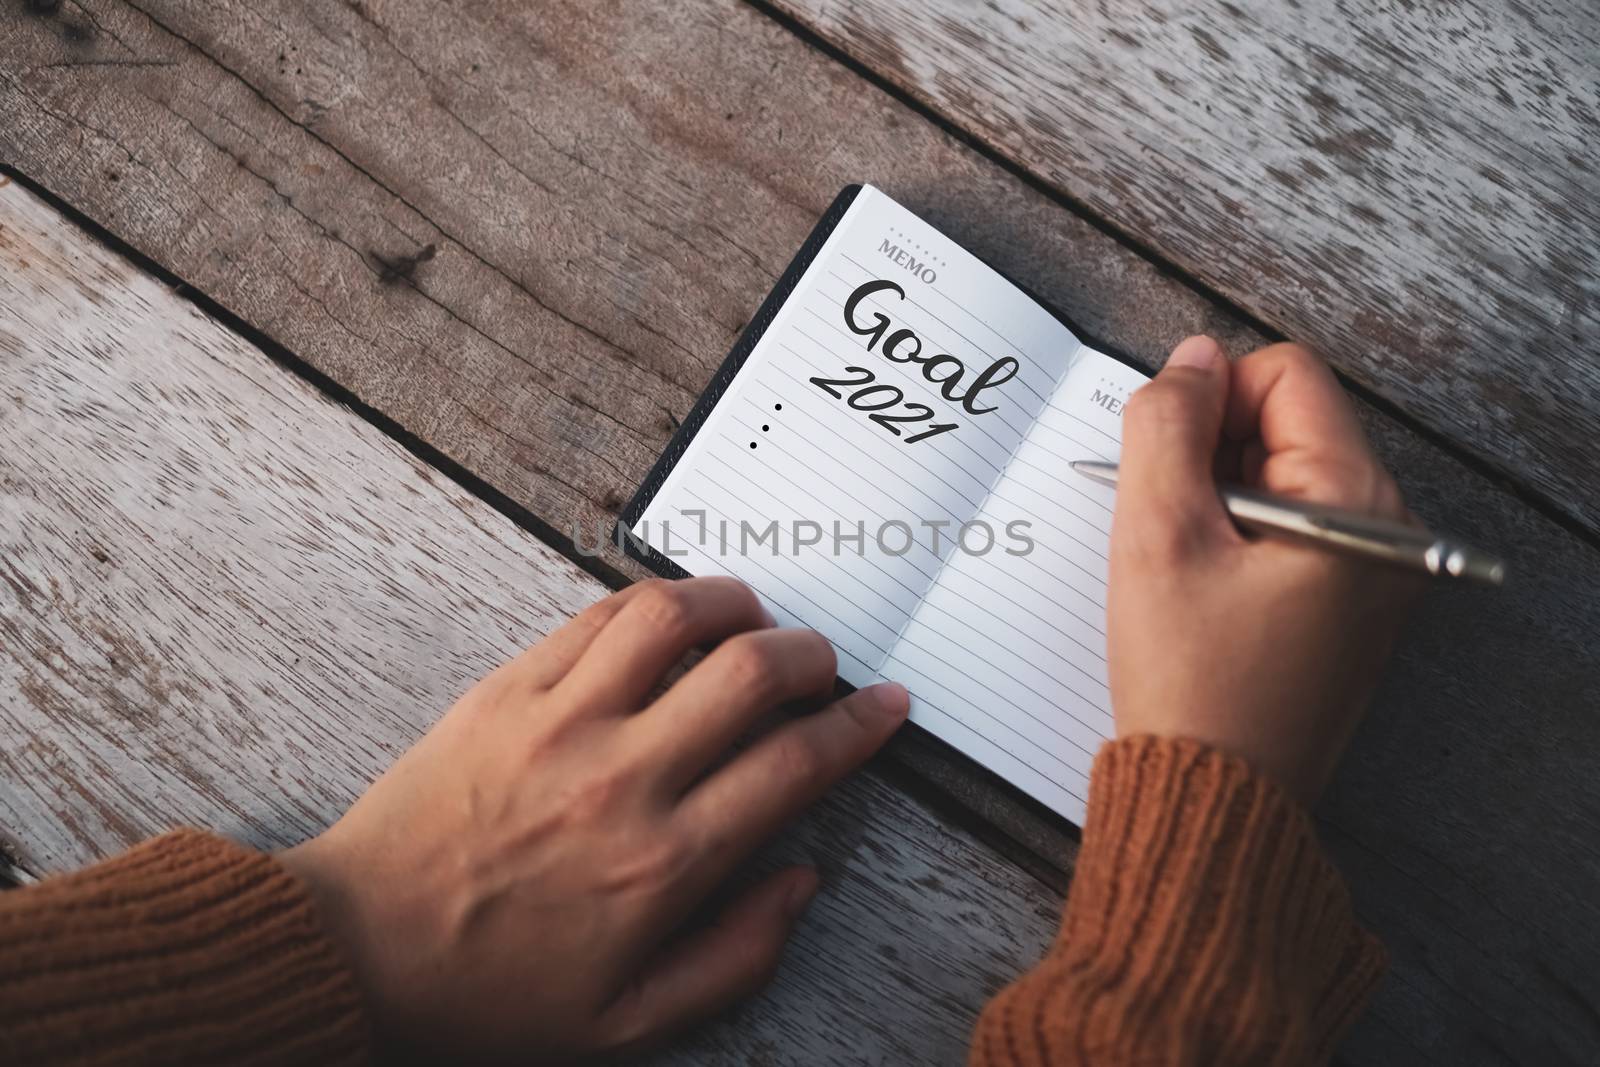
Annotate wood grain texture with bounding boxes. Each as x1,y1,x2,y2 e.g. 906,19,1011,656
4,1,1600,1060
0,179,1066,1065
770,0,1600,532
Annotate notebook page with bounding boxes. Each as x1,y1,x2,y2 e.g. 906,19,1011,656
632,185,1076,689
883,347,1148,822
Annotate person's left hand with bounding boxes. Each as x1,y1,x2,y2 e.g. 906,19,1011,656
279,576,908,1062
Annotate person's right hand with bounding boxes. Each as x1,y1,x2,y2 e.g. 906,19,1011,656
1107,336,1418,804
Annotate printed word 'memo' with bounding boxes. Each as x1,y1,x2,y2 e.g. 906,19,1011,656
878,238,937,284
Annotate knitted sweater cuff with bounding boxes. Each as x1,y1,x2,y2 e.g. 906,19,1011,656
973,735,1385,1066
0,829,369,1065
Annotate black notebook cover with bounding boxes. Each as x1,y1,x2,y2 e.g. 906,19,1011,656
617,184,864,574
614,184,1153,831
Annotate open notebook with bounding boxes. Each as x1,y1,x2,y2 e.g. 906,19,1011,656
621,184,1150,824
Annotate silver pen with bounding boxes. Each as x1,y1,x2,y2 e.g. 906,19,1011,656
1069,460,1506,586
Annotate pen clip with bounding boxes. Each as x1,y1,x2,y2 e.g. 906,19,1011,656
1310,513,1507,585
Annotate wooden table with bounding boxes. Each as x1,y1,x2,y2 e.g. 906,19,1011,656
2,2,1596,1062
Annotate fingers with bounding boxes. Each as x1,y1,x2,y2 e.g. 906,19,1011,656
635,628,838,793
502,582,654,691
1223,344,1404,516
595,866,818,1053
1223,343,1368,457
1116,335,1235,542
672,683,908,891
556,577,773,714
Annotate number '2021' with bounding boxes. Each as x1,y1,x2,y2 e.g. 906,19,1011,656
807,366,958,443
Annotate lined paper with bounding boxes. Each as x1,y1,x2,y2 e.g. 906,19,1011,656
889,353,1145,817
634,184,1148,823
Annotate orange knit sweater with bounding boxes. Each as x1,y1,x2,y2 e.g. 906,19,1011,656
0,736,1382,1065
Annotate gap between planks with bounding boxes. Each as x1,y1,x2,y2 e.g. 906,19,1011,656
762,0,1600,540
741,0,1600,558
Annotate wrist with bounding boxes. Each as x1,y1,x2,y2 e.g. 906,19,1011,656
277,837,389,1036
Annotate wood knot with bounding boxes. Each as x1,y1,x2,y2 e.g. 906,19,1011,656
371,243,437,285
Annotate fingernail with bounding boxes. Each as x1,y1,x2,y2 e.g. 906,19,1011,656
1167,334,1222,371
759,603,777,627
785,869,820,918
867,681,910,723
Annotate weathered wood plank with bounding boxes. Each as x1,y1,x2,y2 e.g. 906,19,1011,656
0,179,1063,1065
4,1,1600,1060
769,0,1600,532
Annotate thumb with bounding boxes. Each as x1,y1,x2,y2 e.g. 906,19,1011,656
594,866,818,1053
1116,335,1232,538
